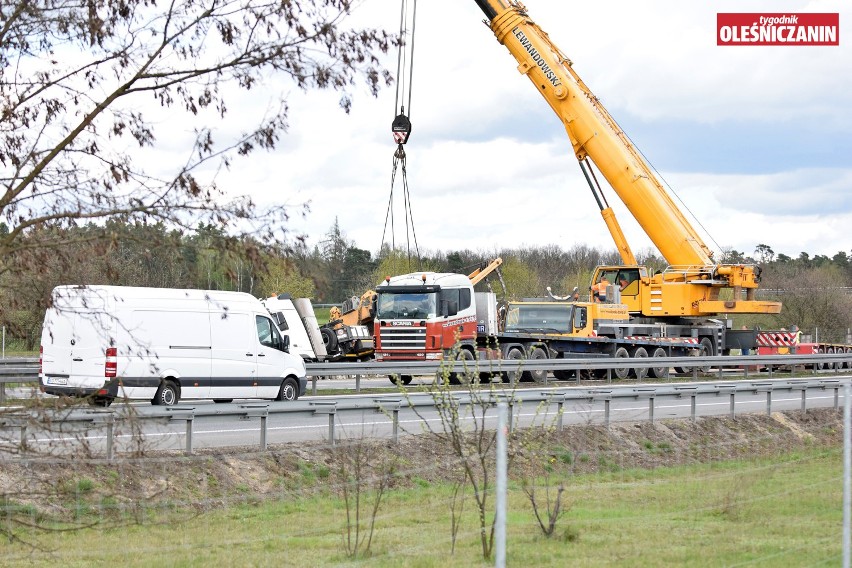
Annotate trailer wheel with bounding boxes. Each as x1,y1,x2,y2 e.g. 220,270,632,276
525,347,549,383
553,369,573,381
152,380,179,406
389,374,413,386
649,348,669,379
504,347,525,384
613,347,630,380
827,347,837,371
629,347,649,380
320,327,339,353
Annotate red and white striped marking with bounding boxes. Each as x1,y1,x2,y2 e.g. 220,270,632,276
757,332,797,347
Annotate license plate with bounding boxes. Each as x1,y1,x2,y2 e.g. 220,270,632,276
46,377,68,386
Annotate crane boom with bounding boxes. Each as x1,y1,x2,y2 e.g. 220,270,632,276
472,0,780,317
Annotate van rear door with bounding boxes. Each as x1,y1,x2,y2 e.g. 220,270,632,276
41,307,73,385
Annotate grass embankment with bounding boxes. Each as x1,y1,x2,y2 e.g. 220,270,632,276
2,411,844,567
4,449,841,567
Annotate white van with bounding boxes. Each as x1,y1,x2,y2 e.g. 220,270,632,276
39,285,307,406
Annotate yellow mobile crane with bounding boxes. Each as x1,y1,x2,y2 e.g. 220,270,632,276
471,1,781,355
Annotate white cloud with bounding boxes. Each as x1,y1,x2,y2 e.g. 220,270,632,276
150,0,852,259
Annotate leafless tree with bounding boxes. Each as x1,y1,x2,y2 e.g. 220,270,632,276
0,0,393,300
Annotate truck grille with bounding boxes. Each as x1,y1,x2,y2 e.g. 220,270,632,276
379,326,426,350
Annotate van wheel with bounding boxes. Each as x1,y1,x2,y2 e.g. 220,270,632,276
152,381,179,406
276,377,299,401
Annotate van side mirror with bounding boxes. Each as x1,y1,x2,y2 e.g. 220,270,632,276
281,334,290,353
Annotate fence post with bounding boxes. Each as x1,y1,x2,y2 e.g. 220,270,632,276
729,391,736,419
2,325,5,358
648,396,655,424
800,388,807,413
495,402,507,568
605,398,611,428
843,384,850,568
766,390,772,415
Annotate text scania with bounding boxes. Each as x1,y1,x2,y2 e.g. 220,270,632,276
511,27,563,87
717,13,839,46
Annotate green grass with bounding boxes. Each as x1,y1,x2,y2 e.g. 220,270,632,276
2,447,842,566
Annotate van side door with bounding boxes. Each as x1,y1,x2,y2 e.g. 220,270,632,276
210,311,258,399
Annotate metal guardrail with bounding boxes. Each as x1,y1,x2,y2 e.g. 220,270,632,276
3,353,852,400
1,377,847,460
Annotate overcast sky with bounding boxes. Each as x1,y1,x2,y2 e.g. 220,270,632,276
208,0,851,260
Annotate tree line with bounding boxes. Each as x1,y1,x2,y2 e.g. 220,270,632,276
2,218,850,348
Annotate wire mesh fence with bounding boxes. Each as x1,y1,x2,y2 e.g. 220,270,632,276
0,407,844,566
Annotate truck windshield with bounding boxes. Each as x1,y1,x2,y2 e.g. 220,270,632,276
376,292,437,319
504,304,573,333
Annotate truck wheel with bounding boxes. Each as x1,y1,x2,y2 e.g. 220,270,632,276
504,347,525,385
525,347,549,383
152,380,179,406
449,348,476,385
649,348,669,379
613,347,630,380
389,375,413,386
320,327,339,353
276,377,299,401
698,337,714,373
629,347,648,380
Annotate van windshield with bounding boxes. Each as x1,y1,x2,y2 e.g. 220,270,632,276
376,292,437,319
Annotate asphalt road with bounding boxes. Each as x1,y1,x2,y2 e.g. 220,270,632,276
8,375,848,455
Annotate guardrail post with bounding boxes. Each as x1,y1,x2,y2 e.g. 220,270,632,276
313,403,338,446
260,414,268,450
105,414,115,461
729,391,736,419
648,395,655,424
604,398,611,428
768,364,774,378
556,398,564,431
801,388,807,413
185,417,193,455
311,376,318,396
837,386,841,410
168,409,196,455
690,394,697,422
0,383,5,404
692,365,698,381
766,390,772,415
355,375,361,394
